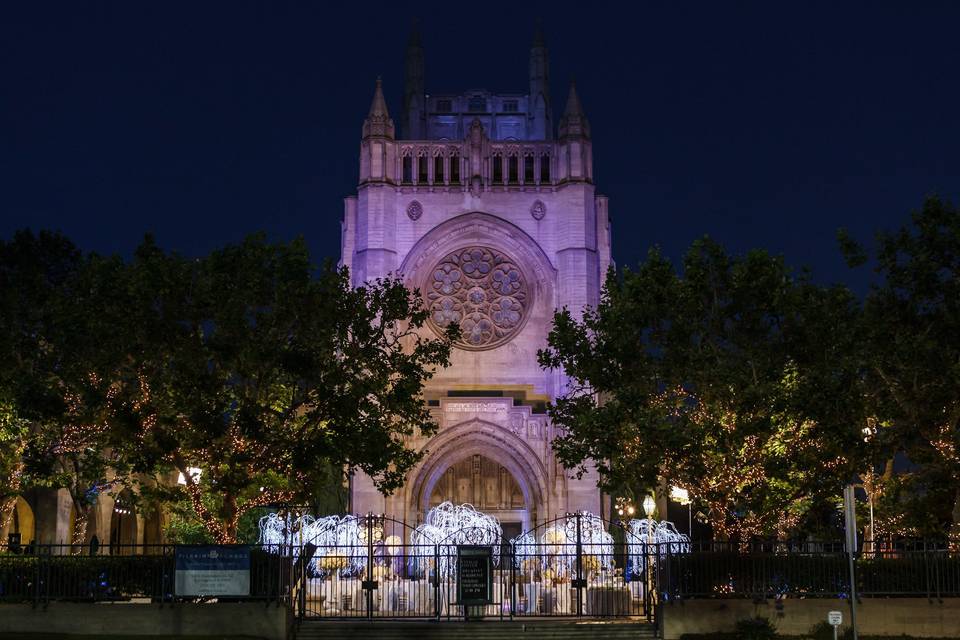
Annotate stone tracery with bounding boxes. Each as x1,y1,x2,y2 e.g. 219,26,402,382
425,245,529,349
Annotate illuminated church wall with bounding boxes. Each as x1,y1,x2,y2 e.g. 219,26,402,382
342,26,611,530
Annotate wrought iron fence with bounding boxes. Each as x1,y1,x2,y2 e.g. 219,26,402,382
293,541,651,620
3,536,957,619
289,513,655,621
0,543,291,606
659,540,960,601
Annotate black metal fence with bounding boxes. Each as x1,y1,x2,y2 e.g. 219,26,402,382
659,540,960,602
295,542,649,620
2,538,957,619
0,544,291,606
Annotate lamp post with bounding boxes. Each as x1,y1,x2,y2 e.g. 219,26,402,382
642,495,656,618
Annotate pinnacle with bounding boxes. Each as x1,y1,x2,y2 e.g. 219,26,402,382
368,76,390,118
363,77,394,139
559,79,590,139
563,79,583,117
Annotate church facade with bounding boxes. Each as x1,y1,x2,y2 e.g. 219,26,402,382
342,26,612,538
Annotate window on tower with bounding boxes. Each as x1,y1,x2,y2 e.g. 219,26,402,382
434,155,445,184
503,100,518,113
450,155,460,184
469,96,486,112
437,99,452,113
524,156,534,184
540,155,550,184
492,155,503,184
418,156,428,184
508,156,519,184
402,156,413,184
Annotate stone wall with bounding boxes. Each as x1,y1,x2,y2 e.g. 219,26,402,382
661,598,960,638
0,602,290,640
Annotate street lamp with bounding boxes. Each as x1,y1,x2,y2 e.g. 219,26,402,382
642,495,656,617
642,495,656,519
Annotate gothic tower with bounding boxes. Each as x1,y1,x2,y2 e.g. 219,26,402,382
342,24,612,534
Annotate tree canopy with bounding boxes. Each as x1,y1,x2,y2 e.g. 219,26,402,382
1,232,456,543
844,197,960,537
539,238,869,539
0,230,123,544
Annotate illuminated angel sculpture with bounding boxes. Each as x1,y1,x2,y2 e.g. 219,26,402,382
511,512,614,578
410,502,502,578
257,512,382,577
627,518,690,575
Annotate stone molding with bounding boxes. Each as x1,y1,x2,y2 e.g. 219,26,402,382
407,417,551,525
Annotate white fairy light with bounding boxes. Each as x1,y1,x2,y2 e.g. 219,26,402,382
511,512,614,577
627,518,690,574
410,502,502,577
257,512,382,577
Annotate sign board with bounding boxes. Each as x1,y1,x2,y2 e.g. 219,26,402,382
7,533,21,550
828,611,843,626
175,546,250,597
456,545,493,606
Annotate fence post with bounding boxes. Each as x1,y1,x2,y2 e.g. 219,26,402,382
298,550,306,621
574,511,584,617
934,543,942,602
433,543,441,621
365,513,374,619
32,547,40,609
509,540,516,618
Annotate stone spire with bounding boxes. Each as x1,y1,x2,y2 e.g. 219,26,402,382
362,77,394,139
528,19,552,140
558,80,590,140
403,19,426,139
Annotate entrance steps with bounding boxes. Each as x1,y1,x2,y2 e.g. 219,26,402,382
295,619,658,640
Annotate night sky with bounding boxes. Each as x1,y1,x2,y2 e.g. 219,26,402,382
2,2,958,292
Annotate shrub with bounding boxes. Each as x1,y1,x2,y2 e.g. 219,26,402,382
808,621,853,640
735,616,778,640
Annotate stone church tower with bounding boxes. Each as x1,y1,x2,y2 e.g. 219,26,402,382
341,25,612,537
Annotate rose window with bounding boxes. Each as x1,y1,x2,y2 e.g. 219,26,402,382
425,246,530,349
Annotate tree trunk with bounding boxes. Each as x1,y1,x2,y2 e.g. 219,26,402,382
71,506,88,553
222,494,238,543
0,496,16,542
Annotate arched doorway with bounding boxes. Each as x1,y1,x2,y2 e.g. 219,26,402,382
109,491,138,555
9,497,35,545
407,419,551,534
428,453,527,544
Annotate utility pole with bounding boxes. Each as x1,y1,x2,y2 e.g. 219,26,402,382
842,485,859,640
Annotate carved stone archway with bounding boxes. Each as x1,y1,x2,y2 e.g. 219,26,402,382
407,419,550,532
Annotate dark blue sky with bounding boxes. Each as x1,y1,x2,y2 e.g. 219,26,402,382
2,2,958,291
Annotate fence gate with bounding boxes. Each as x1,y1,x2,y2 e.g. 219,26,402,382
291,513,662,622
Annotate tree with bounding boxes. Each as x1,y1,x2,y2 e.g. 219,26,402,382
0,396,27,538
844,197,960,537
100,235,455,542
0,230,122,546
539,238,868,539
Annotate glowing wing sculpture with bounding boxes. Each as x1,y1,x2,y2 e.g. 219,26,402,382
410,502,502,577
627,518,691,575
257,512,381,577
510,512,614,576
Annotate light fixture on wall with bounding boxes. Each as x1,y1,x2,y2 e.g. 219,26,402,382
670,486,693,537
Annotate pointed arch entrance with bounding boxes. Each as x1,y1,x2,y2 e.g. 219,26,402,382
407,418,550,533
